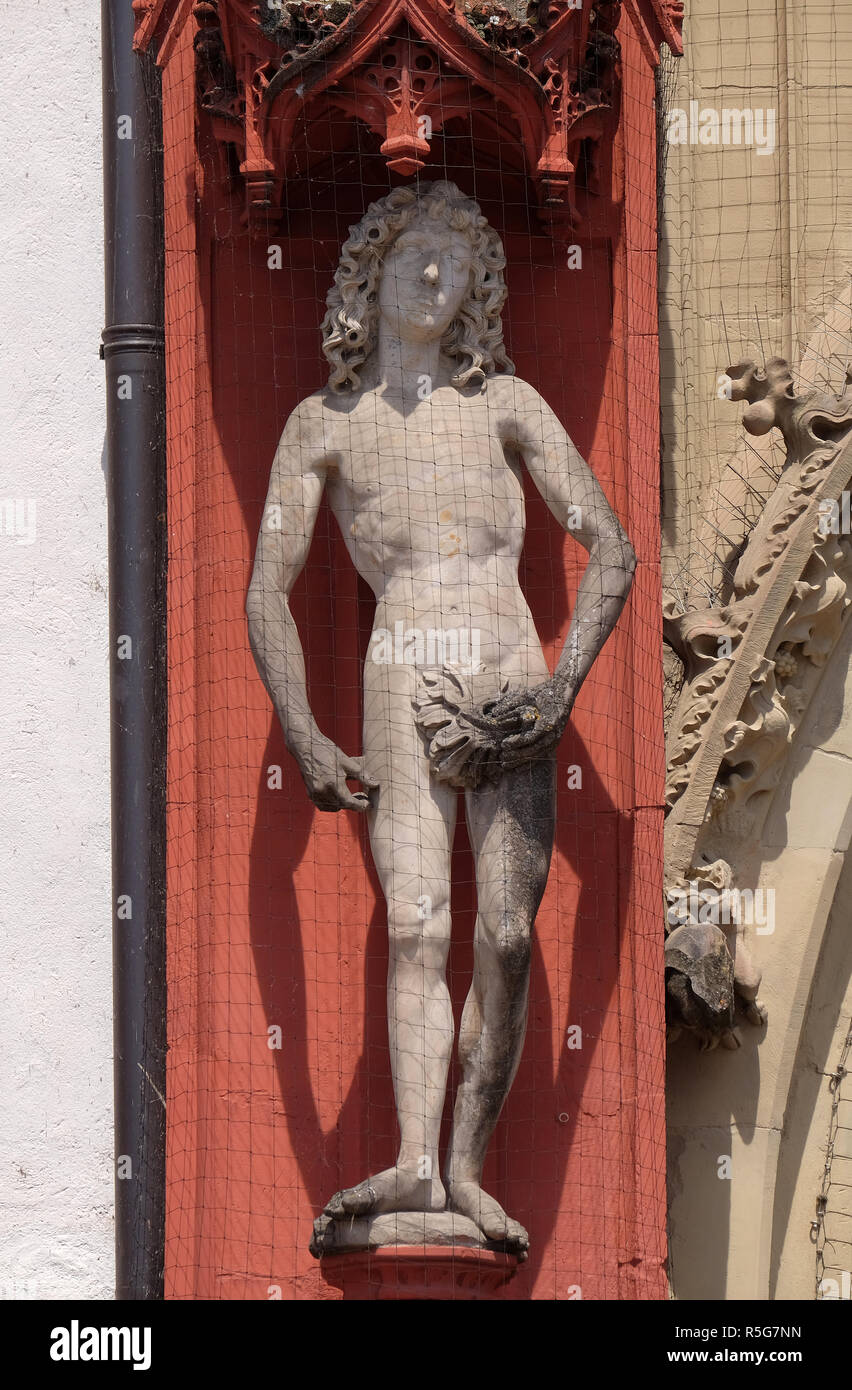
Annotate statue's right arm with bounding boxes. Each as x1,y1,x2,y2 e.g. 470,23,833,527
246,403,376,813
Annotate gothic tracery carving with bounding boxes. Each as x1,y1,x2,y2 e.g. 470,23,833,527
180,0,648,232
665,363,852,1048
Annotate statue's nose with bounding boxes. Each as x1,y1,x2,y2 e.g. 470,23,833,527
422,258,439,284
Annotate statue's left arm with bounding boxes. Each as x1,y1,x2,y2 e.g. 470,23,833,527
493,380,636,752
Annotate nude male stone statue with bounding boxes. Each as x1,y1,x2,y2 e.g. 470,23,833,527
246,181,635,1259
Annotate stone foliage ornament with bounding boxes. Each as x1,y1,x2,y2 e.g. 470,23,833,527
665,359,852,1049
246,181,636,1259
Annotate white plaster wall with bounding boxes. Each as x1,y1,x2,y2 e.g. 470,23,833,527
0,2,113,1298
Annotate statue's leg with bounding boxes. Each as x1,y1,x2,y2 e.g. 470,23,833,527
444,754,556,1257
317,667,457,1228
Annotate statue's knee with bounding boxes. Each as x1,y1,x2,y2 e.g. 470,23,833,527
491,917,532,979
387,895,450,963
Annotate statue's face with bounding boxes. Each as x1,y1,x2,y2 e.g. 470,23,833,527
378,214,474,345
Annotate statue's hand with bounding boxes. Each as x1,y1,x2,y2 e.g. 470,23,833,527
482,678,574,769
294,735,378,813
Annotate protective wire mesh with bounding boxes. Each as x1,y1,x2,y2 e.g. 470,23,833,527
815,1021,852,1300
659,3,849,625
159,0,668,1300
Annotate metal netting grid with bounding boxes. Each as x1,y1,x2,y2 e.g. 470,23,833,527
160,1,668,1302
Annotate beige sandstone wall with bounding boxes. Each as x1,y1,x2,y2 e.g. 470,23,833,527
660,0,852,1300
660,0,851,613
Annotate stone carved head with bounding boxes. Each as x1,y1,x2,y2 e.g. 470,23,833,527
321,181,514,393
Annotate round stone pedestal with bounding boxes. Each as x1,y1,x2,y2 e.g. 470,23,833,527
313,1211,521,1299
320,1245,519,1299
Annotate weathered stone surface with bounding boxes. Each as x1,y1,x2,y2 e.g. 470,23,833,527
310,1210,497,1257
664,361,852,1050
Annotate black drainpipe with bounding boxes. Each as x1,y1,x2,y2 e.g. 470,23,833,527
101,0,167,1300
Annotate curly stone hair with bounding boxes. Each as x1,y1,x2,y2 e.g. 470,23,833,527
321,181,514,393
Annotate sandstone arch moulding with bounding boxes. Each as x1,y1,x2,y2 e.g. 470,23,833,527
134,0,682,234
664,359,852,1049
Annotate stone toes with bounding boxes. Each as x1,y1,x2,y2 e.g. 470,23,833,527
506,1222,529,1250
322,1190,347,1218
325,1182,376,1218
349,1183,377,1215
309,1213,334,1257
484,1221,509,1243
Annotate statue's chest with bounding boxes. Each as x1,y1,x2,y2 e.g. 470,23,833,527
332,405,521,523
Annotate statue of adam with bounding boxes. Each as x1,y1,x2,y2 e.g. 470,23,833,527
247,181,635,1259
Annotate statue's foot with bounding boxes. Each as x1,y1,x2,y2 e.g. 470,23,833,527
445,1178,529,1261
320,1165,446,1223
310,1166,446,1256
